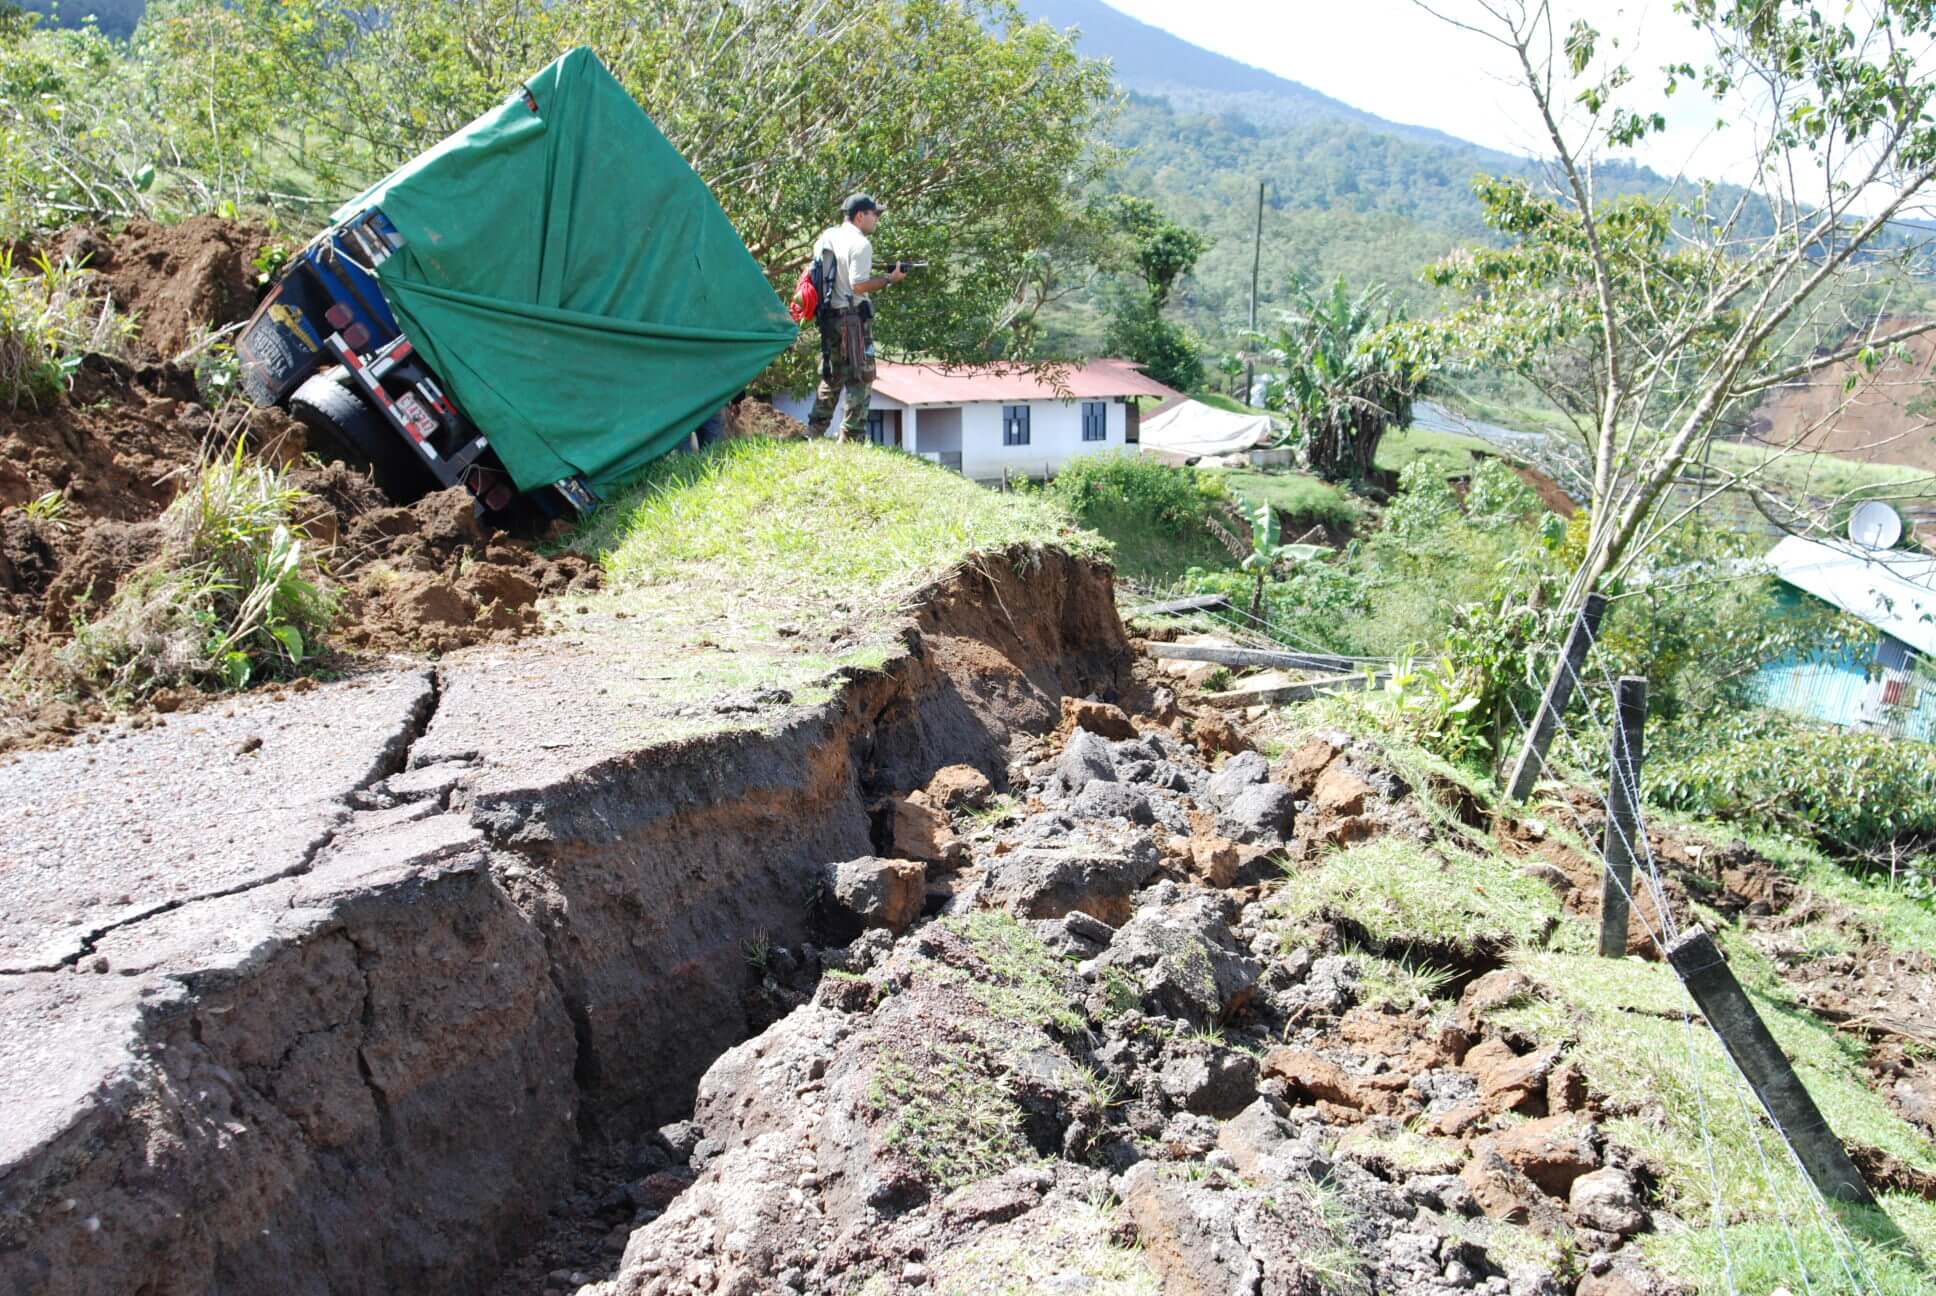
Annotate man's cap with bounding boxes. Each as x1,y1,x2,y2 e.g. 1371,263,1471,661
842,193,880,218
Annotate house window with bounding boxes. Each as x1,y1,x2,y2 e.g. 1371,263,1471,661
1081,401,1108,442
867,410,886,445
1002,404,1031,446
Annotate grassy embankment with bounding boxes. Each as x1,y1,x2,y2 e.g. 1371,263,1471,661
1262,705,1936,1294
559,437,1106,727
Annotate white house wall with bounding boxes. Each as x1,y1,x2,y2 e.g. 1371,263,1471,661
926,399,1127,480
768,391,1132,477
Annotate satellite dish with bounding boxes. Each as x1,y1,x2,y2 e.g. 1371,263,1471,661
1848,500,1903,550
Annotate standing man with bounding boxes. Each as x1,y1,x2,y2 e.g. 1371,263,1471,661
808,193,906,442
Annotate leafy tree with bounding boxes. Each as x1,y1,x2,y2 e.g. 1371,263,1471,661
1104,295,1202,391
65,1,1118,374
1095,193,1208,387
1412,0,1936,785
1261,276,1433,482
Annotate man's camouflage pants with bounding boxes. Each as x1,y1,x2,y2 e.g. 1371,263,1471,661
809,311,873,442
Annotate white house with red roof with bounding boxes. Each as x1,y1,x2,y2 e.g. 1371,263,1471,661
777,359,1179,481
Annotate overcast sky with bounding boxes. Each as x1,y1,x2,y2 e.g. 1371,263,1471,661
1104,0,1746,184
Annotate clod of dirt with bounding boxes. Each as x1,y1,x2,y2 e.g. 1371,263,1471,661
92,216,274,363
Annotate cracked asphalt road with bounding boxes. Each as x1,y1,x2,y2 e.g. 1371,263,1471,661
0,668,436,972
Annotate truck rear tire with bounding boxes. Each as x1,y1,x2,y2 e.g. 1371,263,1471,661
289,372,434,505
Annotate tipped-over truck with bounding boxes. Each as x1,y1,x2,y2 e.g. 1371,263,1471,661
237,47,796,518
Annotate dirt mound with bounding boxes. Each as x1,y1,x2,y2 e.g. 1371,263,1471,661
329,486,600,656
88,215,274,363
732,398,811,439
1,358,598,754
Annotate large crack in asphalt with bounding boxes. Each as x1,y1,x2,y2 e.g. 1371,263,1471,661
0,669,445,977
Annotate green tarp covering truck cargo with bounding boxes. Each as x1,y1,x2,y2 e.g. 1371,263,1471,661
238,47,797,514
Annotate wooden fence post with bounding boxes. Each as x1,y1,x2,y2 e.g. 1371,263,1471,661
1666,927,1878,1207
1506,592,1609,801
1599,676,1647,958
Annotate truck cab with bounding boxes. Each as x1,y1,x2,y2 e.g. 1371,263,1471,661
237,207,597,516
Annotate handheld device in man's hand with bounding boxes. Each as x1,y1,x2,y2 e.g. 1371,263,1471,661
888,260,928,274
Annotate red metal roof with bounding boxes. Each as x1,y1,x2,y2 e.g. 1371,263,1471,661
871,358,1179,406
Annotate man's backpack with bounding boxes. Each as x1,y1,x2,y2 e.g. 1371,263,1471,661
789,248,839,325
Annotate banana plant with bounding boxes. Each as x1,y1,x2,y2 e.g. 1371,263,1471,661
1240,497,1328,620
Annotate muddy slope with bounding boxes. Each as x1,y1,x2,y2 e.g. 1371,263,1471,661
0,550,1127,1296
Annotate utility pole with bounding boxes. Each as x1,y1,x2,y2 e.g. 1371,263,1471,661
1246,180,1264,404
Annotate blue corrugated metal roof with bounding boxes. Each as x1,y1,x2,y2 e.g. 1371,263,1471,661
1764,536,1936,657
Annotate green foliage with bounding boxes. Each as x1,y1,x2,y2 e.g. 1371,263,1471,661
1649,711,1936,870
1213,469,1362,530
1361,651,1492,766
0,251,134,405
1103,291,1203,391
1262,277,1435,482
63,445,337,697
871,1045,1032,1191
1047,453,1230,584
123,0,1117,372
1099,193,1210,310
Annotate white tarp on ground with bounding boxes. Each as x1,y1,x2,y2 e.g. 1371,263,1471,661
1140,399,1277,459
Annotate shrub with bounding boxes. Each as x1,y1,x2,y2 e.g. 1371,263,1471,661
1650,712,1936,869
63,446,337,697
1048,453,1219,536
0,252,135,406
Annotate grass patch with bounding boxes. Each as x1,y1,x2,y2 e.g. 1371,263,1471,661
869,913,1083,1191
1491,951,1936,1293
572,438,1101,599
1217,468,1364,529
62,446,336,697
871,1044,1032,1192
946,911,1086,1036
1373,424,1490,477
0,251,135,407
1043,452,1236,585
933,1198,1158,1295
1279,836,1567,960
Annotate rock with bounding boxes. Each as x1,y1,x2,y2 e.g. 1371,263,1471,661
1218,783,1298,844
922,763,993,811
821,856,926,935
1096,892,1262,1029
1062,910,1117,946
1168,659,1224,688
982,840,1160,926
1507,1264,1566,1296
1053,728,1118,795
1063,696,1138,741
1259,1046,1409,1117
1118,1161,1327,1296
1071,779,1157,826
1485,1115,1601,1197
1464,1038,1564,1114
1312,764,1376,818
1568,1167,1644,1236
1205,751,1271,808
1546,1065,1589,1115
1460,1150,1572,1236
1191,715,1251,757
1402,1173,1477,1216
1285,954,1361,1017
884,797,967,867
1159,1046,1261,1118
657,1120,703,1162
1184,836,1243,888
1457,969,1538,1030
1273,731,1347,796
943,1167,1045,1225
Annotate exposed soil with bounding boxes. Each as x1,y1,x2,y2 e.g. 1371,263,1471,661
1,222,604,756
1742,316,1936,475
91,215,276,364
